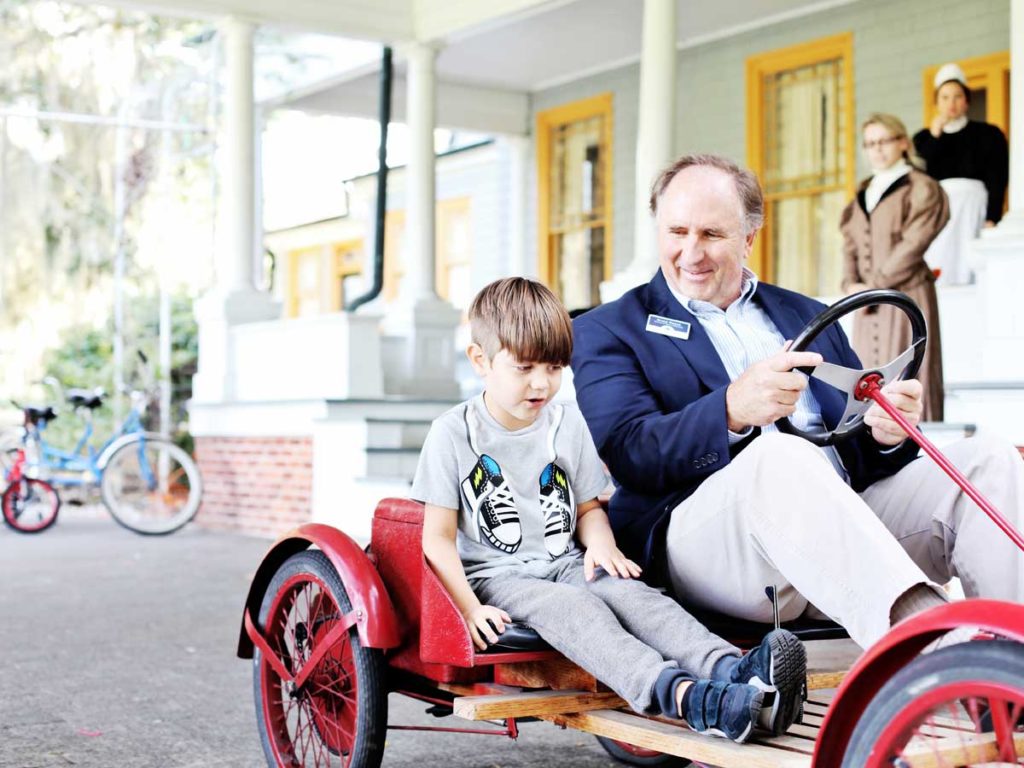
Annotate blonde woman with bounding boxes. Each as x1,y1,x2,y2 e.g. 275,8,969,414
840,113,949,421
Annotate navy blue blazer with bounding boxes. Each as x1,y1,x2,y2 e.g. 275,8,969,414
572,270,919,570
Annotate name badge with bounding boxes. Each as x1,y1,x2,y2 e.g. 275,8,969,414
645,314,691,341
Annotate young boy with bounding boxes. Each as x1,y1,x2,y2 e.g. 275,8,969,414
412,277,806,742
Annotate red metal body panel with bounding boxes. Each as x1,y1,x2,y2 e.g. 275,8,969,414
813,599,1024,766
370,497,555,682
237,522,401,658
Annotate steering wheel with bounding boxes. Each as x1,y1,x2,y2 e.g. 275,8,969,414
774,289,927,447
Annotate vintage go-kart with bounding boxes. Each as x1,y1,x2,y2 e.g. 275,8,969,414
237,289,1024,767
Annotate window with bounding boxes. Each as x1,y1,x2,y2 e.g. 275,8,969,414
286,239,364,317
436,197,473,310
536,94,613,312
287,245,324,318
333,240,365,309
747,34,854,296
382,210,407,302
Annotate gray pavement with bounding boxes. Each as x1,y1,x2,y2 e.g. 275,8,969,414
0,510,626,768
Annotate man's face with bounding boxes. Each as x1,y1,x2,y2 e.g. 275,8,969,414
936,81,969,121
655,165,755,310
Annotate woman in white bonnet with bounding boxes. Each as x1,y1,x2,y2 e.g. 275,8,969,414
912,62,1008,285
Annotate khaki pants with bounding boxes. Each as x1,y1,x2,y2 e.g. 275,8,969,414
665,433,1024,648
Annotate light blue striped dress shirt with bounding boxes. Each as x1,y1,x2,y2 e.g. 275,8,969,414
666,268,849,481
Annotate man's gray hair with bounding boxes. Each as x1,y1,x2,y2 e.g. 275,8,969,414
648,153,765,234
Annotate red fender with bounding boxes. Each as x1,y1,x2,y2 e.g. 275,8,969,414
237,523,401,659
814,599,1024,766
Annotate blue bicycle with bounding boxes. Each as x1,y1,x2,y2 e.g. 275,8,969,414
21,377,203,535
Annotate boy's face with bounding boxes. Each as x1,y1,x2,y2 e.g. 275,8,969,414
468,346,563,430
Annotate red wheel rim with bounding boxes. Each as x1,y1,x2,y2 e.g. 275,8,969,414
4,479,58,532
260,571,359,766
864,679,1024,767
610,739,667,758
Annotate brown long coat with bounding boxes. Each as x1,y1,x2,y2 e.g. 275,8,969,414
839,169,950,421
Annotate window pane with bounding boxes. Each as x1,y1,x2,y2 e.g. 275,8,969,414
555,225,604,311
762,56,847,296
547,110,606,309
771,189,846,296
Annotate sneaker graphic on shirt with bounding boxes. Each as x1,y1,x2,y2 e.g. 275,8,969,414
539,462,575,557
462,454,522,553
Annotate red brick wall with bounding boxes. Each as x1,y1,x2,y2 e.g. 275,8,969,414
194,436,313,538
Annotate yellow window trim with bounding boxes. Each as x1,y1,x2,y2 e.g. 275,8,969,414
331,238,365,312
286,244,324,318
435,196,472,303
535,92,614,295
746,32,855,282
922,51,1010,135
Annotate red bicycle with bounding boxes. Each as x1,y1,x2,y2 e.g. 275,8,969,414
3,442,60,534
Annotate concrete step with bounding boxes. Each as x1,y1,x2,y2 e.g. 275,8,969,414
365,418,432,450
365,446,421,481
944,382,1024,445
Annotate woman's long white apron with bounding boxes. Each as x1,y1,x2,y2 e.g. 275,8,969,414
923,177,987,285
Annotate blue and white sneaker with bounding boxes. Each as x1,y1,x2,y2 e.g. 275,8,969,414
539,462,575,557
681,680,764,744
730,629,806,736
462,454,521,553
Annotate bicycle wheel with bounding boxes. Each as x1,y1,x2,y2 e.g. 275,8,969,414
842,640,1024,767
254,550,388,768
2,477,60,533
100,437,202,535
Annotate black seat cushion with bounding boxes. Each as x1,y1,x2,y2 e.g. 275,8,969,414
481,621,551,653
23,405,57,424
67,388,105,410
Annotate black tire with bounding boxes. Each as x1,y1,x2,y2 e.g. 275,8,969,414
842,640,1024,768
100,437,202,535
595,736,692,766
2,477,60,533
254,550,388,768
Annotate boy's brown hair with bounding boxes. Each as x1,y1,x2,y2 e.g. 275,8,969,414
468,277,573,366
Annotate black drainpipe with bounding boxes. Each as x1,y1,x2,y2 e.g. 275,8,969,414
347,45,392,311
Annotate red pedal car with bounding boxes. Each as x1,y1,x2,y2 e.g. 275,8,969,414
238,290,1024,767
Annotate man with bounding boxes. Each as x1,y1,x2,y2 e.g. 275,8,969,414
571,153,1024,649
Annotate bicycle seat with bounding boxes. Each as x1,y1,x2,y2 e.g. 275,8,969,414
23,405,57,424
67,388,105,410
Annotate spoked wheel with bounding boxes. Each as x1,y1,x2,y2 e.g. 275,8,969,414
842,641,1024,767
254,550,387,768
596,736,693,766
2,478,60,533
100,437,202,535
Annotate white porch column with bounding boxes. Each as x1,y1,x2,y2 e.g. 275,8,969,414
600,0,677,302
193,16,279,404
381,42,460,398
965,0,1024,386
1005,0,1024,223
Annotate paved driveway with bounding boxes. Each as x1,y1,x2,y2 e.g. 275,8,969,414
0,513,622,767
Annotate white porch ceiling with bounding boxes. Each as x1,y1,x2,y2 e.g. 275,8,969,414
269,0,858,134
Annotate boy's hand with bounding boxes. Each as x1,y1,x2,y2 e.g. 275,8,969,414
584,543,642,581
464,605,512,651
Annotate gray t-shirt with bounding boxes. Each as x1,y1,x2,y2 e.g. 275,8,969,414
411,394,609,579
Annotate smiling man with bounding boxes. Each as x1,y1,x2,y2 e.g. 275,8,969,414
571,153,1024,649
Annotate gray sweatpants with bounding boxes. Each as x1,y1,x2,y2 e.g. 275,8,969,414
473,557,739,712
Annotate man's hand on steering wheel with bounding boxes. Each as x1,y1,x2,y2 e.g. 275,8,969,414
725,348,823,431
864,378,923,446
